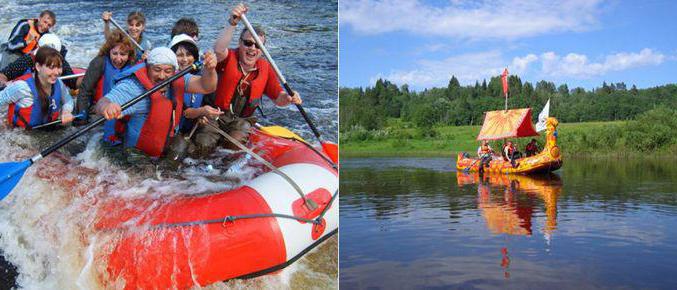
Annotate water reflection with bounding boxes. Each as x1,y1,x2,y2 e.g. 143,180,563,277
457,173,561,238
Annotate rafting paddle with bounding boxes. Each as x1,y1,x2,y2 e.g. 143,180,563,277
30,113,86,130
0,62,202,200
239,14,338,165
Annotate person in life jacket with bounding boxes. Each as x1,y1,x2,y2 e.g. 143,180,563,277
0,33,78,90
95,47,217,159
0,46,74,129
525,138,539,157
164,34,224,160
502,140,521,168
0,10,56,71
74,29,137,145
191,3,302,157
102,11,152,62
477,140,494,170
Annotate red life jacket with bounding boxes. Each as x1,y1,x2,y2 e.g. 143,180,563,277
129,66,185,157
213,49,279,117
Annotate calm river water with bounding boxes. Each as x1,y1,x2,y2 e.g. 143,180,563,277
340,157,677,289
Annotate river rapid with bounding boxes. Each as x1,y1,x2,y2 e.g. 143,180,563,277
0,0,338,289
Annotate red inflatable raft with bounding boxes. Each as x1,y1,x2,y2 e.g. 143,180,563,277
93,128,338,289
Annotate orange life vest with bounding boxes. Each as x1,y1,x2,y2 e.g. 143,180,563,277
21,20,40,54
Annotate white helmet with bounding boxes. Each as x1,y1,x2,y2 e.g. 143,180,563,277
38,33,62,52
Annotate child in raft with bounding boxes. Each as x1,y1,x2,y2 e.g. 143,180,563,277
0,46,74,129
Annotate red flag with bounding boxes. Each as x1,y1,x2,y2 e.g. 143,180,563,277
501,68,509,97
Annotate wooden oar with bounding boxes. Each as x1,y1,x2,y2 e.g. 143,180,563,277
109,18,144,53
0,62,201,200
240,14,338,165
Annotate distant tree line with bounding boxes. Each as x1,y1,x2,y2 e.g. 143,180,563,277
340,75,677,132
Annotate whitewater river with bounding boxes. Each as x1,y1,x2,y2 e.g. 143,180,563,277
340,157,677,289
0,0,337,289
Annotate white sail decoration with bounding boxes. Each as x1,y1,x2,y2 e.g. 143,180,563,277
535,99,550,132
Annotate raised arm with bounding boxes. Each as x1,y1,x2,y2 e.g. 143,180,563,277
214,3,247,62
102,11,112,38
186,52,217,94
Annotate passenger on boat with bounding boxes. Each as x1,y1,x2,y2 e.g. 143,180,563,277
525,138,539,157
0,47,74,129
73,30,136,146
503,141,521,168
477,140,494,169
192,3,302,156
102,11,152,61
170,18,199,41
0,34,78,91
95,47,217,158
0,10,56,70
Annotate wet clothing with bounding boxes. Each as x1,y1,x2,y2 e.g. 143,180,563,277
1,46,77,89
0,76,72,129
185,49,281,158
103,63,185,157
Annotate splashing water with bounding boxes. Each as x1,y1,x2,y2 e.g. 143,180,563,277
0,0,337,288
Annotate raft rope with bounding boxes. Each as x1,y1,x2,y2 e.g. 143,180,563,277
203,119,319,210
147,189,338,230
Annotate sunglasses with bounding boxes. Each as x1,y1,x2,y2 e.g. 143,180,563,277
241,39,260,49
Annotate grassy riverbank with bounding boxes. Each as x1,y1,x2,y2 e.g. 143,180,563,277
340,108,677,158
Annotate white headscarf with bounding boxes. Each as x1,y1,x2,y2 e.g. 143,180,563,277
146,47,178,70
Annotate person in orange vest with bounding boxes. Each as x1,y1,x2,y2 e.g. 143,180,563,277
191,3,302,157
95,47,217,160
0,46,74,129
477,140,494,170
0,34,79,91
0,10,56,70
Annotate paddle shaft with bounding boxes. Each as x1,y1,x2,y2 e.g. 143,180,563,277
30,62,200,163
59,73,85,80
239,14,324,143
31,113,85,130
109,18,145,53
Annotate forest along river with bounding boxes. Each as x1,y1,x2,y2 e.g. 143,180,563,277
340,157,677,289
0,0,337,289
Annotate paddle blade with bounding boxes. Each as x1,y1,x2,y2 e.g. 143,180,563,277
0,160,31,200
321,142,338,164
260,126,306,142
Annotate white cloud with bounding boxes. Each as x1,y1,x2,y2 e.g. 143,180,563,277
541,48,665,77
372,48,666,88
372,50,509,88
340,0,604,40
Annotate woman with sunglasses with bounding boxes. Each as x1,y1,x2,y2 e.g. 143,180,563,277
193,3,303,156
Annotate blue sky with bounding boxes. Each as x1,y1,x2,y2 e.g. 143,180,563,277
339,0,677,91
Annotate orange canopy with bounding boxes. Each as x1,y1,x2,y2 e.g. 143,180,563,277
476,108,539,140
